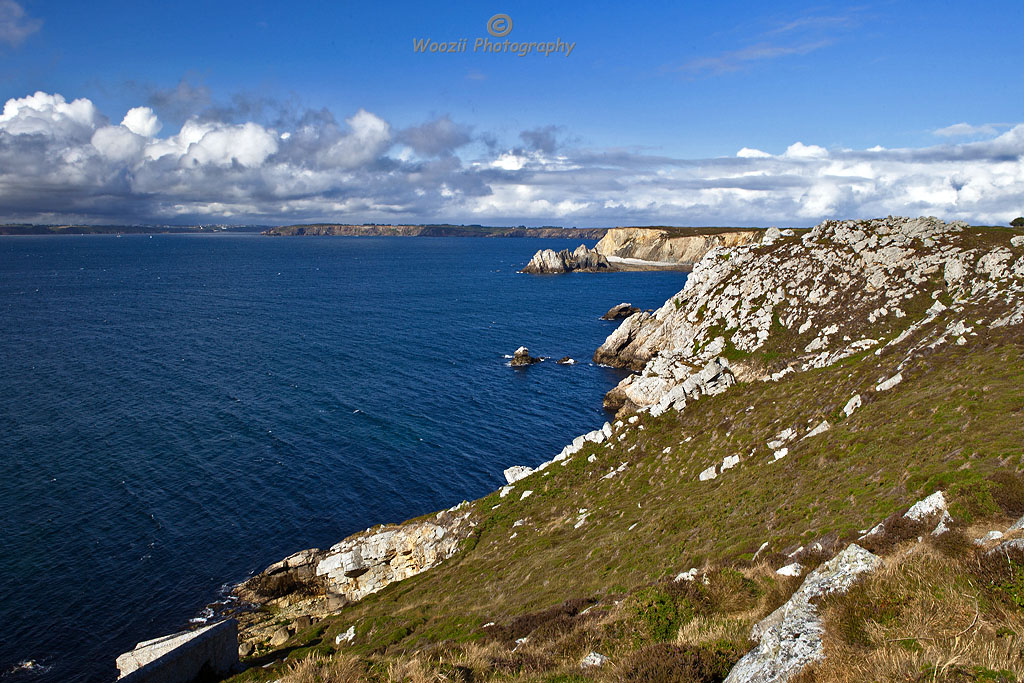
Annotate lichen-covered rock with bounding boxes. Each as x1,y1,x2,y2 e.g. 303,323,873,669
580,651,609,668
725,544,881,683
314,507,474,602
613,356,735,416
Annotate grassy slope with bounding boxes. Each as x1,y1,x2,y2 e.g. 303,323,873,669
228,226,1024,682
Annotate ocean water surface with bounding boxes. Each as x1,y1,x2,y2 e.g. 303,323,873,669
0,234,687,682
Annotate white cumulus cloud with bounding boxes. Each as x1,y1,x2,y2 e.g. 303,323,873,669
0,91,104,139
784,141,829,158
121,107,162,137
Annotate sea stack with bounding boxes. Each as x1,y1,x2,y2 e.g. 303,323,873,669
520,244,611,274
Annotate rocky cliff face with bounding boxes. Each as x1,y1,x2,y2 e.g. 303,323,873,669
520,244,611,273
237,502,475,606
593,227,760,267
595,217,1024,414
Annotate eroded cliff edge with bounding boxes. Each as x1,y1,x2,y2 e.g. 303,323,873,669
594,226,761,268
595,217,1023,415
520,226,762,273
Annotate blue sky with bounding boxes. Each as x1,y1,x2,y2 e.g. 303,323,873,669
0,0,1022,225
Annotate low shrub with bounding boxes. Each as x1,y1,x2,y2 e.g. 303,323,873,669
616,641,744,682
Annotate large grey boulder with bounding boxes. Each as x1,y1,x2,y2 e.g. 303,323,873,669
312,503,475,602
725,544,881,683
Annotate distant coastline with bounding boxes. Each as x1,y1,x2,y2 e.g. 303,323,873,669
0,224,267,235
261,223,608,238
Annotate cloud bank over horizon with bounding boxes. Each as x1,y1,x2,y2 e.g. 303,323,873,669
1,90,1022,227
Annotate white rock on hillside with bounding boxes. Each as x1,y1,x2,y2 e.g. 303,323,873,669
725,544,881,683
699,465,718,481
335,625,355,645
843,394,862,417
904,490,947,521
581,651,610,668
876,373,903,392
239,503,475,607
503,466,534,485
801,420,831,440
776,563,803,577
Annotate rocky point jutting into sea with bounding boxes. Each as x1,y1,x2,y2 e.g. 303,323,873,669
521,226,761,273
116,216,1024,682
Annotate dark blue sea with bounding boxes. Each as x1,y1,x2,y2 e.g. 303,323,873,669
0,234,686,682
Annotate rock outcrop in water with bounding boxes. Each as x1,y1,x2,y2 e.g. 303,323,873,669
510,346,542,366
600,303,641,320
520,244,610,274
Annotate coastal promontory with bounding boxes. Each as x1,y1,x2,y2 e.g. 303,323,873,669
127,216,1024,682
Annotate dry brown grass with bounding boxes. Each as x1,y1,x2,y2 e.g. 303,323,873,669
281,652,368,682
807,542,1024,682
675,561,790,649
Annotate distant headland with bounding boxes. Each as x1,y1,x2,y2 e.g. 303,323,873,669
261,223,608,238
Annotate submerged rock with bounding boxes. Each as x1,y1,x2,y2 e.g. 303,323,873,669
521,244,611,274
555,356,576,365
